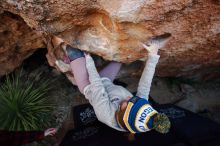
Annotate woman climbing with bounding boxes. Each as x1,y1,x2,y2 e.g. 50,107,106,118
53,33,171,134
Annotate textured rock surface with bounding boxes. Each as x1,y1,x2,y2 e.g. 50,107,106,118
0,0,220,78
0,12,44,75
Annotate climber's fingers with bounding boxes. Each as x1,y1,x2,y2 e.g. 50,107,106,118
141,43,151,52
84,52,90,57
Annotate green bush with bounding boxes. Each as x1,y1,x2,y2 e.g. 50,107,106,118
0,72,54,131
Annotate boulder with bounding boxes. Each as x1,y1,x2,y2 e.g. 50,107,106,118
0,0,219,78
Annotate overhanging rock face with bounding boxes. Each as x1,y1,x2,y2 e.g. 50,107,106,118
0,12,44,76
0,0,220,78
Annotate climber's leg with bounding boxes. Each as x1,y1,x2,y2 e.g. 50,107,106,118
63,44,90,94
70,57,90,94
99,61,122,82
51,36,90,94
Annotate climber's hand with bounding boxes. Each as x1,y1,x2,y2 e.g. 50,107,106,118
142,43,159,55
142,33,171,55
84,52,91,58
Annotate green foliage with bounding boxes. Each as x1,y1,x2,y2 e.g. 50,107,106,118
0,72,54,131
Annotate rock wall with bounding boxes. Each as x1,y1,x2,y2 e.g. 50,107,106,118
0,0,220,79
0,12,44,76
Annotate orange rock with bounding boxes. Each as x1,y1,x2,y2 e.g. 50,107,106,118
0,0,219,78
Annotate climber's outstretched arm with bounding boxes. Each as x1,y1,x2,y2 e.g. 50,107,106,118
136,53,160,100
136,33,171,100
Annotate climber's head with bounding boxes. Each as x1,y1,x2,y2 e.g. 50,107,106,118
116,96,171,134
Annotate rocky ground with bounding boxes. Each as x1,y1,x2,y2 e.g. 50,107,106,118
13,48,220,145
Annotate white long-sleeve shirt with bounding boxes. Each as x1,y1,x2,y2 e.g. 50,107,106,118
83,53,160,131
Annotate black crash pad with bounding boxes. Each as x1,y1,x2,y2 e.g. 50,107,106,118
60,103,220,146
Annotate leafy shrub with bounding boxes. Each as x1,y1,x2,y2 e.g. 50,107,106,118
0,72,54,131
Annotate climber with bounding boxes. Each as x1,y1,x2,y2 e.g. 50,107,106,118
53,33,171,134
